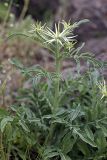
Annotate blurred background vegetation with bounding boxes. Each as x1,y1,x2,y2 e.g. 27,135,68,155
0,0,107,106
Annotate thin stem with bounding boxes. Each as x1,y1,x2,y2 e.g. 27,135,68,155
54,59,60,110
54,42,61,112
0,133,6,160
7,143,11,160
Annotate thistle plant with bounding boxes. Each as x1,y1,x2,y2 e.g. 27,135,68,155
10,19,102,113
1,20,107,160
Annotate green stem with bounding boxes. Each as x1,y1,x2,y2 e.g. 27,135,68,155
54,58,60,110
44,43,61,146
0,133,6,160
54,43,61,112
7,143,11,160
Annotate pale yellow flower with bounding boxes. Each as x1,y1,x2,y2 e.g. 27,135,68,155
97,80,107,99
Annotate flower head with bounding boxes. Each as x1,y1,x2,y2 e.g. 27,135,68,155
97,79,107,99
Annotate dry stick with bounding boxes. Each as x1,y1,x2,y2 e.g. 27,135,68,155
3,0,13,28
19,0,30,22
0,0,13,38
54,0,69,23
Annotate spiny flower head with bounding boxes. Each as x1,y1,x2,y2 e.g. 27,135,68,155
97,79,107,99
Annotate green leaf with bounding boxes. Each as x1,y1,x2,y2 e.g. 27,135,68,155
0,116,13,133
71,105,81,121
99,124,107,137
60,154,68,160
95,132,107,150
77,141,90,156
61,131,76,154
0,108,9,118
43,147,59,160
85,126,94,141
73,128,96,147
7,33,29,41
76,19,90,26
18,120,30,132
9,58,23,69
64,155,72,160
59,151,71,160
